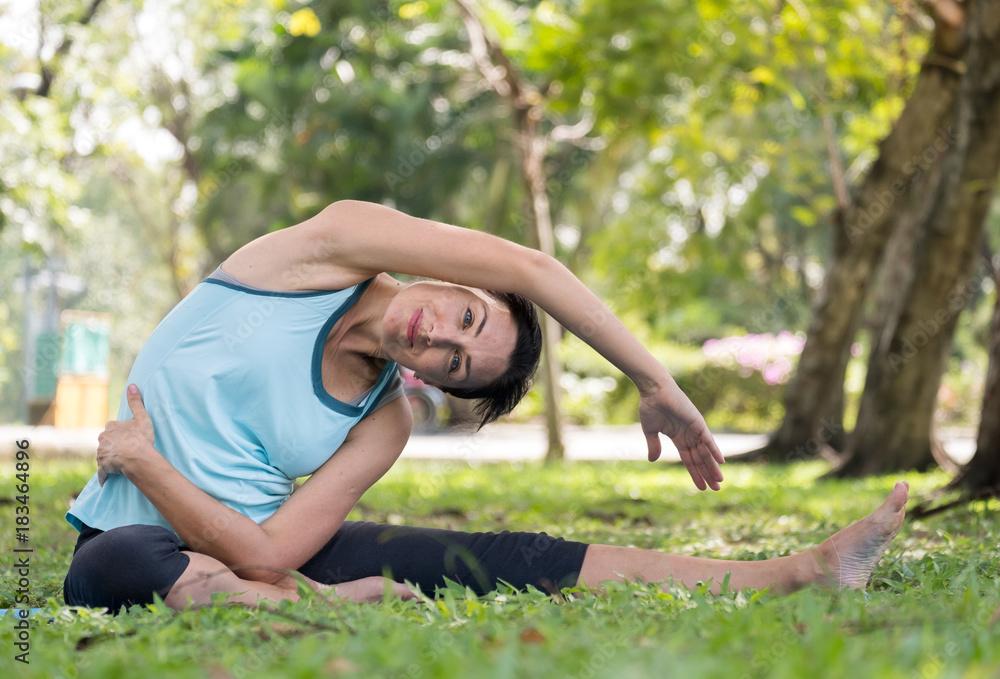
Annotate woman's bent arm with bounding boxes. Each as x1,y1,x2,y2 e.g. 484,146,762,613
318,201,726,489
313,201,665,391
98,386,412,583
225,199,724,488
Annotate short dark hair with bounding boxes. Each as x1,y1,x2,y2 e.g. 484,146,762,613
439,290,542,429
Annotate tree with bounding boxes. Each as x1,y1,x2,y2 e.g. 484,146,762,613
963,261,1000,495
837,0,1000,475
0,0,271,422
191,1,521,256
0,0,108,420
453,0,587,459
913,258,1000,516
753,0,971,465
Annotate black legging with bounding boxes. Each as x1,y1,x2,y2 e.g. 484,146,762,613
63,521,590,612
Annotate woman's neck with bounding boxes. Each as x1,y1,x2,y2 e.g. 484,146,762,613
331,274,401,360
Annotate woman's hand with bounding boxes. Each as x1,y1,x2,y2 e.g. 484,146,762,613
97,384,157,486
294,574,420,603
326,577,421,603
273,572,420,603
639,385,725,491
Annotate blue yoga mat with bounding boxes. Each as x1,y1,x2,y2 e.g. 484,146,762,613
0,608,46,617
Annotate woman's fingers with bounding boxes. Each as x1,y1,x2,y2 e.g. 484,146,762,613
683,443,725,491
711,440,726,465
331,576,420,602
677,446,707,491
126,384,148,417
644,429,662,462
696,449,722,491
392,582,420,600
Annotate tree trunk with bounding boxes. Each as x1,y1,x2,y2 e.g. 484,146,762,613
839,0,1000,476
454,0,566,458
756,6,967,463
521,117,566,461
841,156,944,468
962,262,1000,494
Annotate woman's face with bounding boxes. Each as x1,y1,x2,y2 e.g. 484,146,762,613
383,282,516,389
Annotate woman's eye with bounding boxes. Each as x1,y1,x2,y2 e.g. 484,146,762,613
464,309,473,327
450,353,461,372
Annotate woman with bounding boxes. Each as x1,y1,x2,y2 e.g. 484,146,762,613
64,200,908,611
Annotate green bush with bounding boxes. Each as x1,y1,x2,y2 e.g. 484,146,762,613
512,334,789,431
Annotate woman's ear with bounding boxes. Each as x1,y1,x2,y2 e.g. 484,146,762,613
416,375,441,389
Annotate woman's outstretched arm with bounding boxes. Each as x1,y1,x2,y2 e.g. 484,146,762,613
97,385,413,583
263,200,723,490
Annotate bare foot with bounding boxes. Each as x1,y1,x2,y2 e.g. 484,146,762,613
810,481,909,590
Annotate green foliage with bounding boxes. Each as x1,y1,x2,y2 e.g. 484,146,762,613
575,0,923,339
543,332,787,431
192,0,530,256
0,0,992,433
4,460,1000,677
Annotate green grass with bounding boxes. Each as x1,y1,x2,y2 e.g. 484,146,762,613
2,459,999,678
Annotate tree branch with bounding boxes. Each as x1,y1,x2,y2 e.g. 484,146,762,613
36,0,107,97
453,0,535,110
549,112,595,143
821,111,851,213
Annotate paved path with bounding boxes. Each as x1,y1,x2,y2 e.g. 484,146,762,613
0,423,977,465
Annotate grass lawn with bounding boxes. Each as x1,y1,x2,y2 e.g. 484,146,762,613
1,457,999,678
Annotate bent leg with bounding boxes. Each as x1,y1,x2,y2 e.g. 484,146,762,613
64,524,309,610
163,553,418,608
64,524,191,611
579,482,909,593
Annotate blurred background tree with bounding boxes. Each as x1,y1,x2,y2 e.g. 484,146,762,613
1,0,996,490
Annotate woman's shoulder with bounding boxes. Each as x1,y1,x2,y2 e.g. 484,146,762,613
221,205,379,292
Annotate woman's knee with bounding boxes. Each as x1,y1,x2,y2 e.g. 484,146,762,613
64,525,190,611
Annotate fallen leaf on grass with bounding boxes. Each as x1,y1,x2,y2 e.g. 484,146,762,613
75,630,134,651
519,627,546,644
325,657,357,673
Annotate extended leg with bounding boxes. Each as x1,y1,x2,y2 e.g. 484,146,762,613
578,481,909,593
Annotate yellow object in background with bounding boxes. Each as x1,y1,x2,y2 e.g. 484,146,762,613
54,310,112,428
54,374,108,428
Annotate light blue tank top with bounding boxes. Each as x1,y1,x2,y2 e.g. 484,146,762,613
66,276,400,536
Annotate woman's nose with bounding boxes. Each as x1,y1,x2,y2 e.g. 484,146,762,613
426,322,456,346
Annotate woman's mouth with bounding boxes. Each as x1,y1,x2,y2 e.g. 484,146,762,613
407,309,422,348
